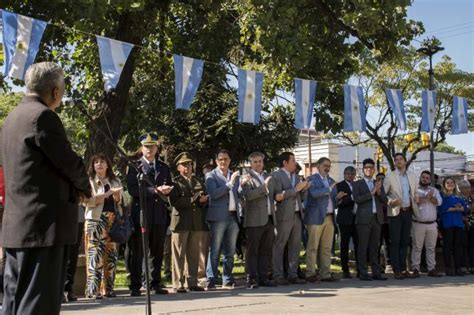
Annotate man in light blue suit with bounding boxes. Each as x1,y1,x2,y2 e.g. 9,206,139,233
304,157,340,282
205,149,240,290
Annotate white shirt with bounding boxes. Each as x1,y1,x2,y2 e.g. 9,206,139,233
320,174,334,214
282,168,300,212
415,186,441,222
251,169,271,215
217,168,236,212
363,177,377,214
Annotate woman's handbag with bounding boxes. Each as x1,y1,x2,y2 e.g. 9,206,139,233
109,194,133,244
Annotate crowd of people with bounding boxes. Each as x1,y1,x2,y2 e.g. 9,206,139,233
0,62,473,315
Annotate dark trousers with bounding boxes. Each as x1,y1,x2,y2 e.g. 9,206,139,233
64,222,84,293
357,215,382,276
339,223,358,273
443,227,464,271
245,218,275,282
3,245,68,315
389,210,412,273
379,223,390,266
469,228,474,269
126,224,167,291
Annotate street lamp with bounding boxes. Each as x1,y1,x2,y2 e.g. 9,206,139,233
416,43,444,187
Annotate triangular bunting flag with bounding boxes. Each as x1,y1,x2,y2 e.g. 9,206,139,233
96,35,134,92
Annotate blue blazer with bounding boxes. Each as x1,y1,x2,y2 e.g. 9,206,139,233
304,173,337,225
205,168,241,223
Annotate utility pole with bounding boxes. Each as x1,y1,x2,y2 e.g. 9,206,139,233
417,42,444,186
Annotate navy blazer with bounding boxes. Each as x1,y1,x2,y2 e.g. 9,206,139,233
304,173,337,225
205,168,241,223
127,157,173,226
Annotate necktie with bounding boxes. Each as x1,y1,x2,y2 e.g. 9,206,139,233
149,162,155,177
367,179,374,191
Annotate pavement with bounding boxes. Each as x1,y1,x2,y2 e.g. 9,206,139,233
61,274,474,314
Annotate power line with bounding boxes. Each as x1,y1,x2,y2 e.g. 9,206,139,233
423,21,474,35
438,30,474,40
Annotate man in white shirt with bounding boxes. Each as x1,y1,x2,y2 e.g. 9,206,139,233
411,170,443,277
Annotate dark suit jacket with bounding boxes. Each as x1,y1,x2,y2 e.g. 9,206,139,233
335,180,355,226
169,174,208,232
205,168,241,223
352,178,388,225
127,157,173,226
0,95,90,248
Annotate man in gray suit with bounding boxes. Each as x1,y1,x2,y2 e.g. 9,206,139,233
205,149,240,290
241,152,276,289
352,158,388,281
272,152,309,285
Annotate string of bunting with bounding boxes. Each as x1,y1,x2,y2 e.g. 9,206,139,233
0,9,470,136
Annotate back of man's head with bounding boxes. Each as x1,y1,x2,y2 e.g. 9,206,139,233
25,62,64,97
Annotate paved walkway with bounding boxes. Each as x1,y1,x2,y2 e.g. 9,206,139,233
62,275,474,314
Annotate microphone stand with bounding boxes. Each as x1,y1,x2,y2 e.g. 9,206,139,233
71,100,153,315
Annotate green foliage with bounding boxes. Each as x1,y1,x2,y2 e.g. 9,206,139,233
1,0,422,172
0,92,23,126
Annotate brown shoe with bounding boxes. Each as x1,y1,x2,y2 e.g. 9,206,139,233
403,271,415,279
394,272,405,280
428,270,443,277
412,269,420,278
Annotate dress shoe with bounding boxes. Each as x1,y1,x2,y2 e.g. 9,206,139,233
130,289,141,297
153,287,169,294
246,282,259,289
174,287,187,293
428,270,443,277
65,291,78,302
306,274,320,283
372,274,387,281
86,293,102,299
288,277,307,284
205,283,217,291
222,281,243,289
320,275,338,282
104,291,117,298
393,272,405,280
189,286,205,292
445,269,455,277
455,269,465,277
359,274,373,281
342,271,352,279
403,271,415,279
276,277,289,285
258,280,277,287
412,269,420,278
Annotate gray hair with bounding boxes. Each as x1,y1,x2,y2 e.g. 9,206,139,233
25,62,64,96
248,151,265,162
458,180,471,189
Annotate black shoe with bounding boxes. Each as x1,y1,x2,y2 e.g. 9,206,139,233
359,274,372,281
189,286,205,292
130,289,141,297
320,275,338,282
455,269,465,277
104,291,116,298
154,287,169,294
205,282,217,291
342,271,352,279
445,269,455,277
412,269,420,278
65,291,78,302
288,276,307,284
247,280,259,289
306,274,321,283
258,280,277,287
174,287,187,293
276,277,289,285
372,275,387,281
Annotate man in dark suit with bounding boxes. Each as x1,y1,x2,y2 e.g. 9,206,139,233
240,152,276,289
126,133,173,296
168,152,208,293
205,149,241,290
1,62,91,315
352,158,388,281
335,166,358,279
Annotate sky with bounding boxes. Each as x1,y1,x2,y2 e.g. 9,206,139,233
407,0,474,158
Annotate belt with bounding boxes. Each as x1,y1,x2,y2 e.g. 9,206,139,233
401,206,412,211
413,219,436,224
326,213,334,216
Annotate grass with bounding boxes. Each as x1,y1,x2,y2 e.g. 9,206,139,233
114,248,348,288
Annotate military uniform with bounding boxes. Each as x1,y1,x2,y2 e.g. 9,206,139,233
169,153,209,292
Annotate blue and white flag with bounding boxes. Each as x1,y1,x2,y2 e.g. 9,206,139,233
343,84,366,132
1,10,48,80
238,69,263,124
452,96,468,134
421,90,436,132
294,78,317,129
173,54,204,110
96,36,134,92
385,88,407,130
